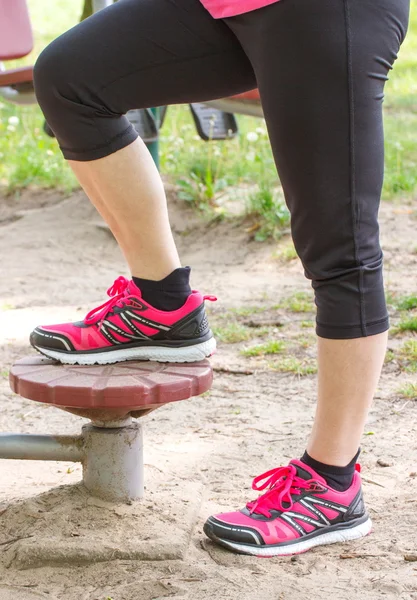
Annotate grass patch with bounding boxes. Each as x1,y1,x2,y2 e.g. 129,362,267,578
229,305,268,318
269,357,317,376
276,292,314,314
399,339,417,373
246,186,290,241
301,320,315,329
212,322,255,344
273,241,298,262
385,349,396,364
1,303,15,311
241,340,286,357
0,0,82,193
295,335,315,349
394,316,417,333
396,295,417,311
397,382,417,400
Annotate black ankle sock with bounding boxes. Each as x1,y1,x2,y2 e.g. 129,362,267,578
301,449,360,492
132,267,192,311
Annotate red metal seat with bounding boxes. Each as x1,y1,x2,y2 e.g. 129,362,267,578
0,0,34,97
230,90,261,101
0,65,34,87
0,0,33,60
9,356,213,422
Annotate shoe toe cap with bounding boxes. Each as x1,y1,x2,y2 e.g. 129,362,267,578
30,326,74,352
204,514,265,546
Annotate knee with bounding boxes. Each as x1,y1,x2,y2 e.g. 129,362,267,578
33,39,72,118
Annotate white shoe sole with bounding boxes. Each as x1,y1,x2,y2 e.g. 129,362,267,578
34,337,216,365
210,517,372,557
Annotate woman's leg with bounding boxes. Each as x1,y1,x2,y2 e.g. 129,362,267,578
204,0,409,556
227,0,409,466
34,0,256,280
31,0,257,364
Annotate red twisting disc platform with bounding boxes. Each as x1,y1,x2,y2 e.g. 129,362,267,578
9,356,213,420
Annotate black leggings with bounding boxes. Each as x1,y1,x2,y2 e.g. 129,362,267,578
33,0,409,339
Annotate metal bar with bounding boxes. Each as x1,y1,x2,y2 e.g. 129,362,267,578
92,0,114,12
204,99,264,119
0,87,36,105
0,434,84,462
146,107,160,169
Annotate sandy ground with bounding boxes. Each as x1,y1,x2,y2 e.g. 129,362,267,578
0,186,416,600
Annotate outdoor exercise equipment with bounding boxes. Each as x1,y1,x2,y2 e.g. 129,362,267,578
1,356,212,502
0,0,35,105
0,0,257,152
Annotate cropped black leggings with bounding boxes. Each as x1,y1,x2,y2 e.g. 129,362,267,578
34,0,409,339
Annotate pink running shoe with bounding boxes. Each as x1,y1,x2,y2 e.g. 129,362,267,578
204,460,372,557
30,276,217,365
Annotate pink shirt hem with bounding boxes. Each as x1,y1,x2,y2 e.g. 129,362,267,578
200,0,281,19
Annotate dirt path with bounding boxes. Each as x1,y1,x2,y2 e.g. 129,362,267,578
0,188,416,600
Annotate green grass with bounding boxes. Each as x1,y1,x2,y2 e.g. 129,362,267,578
228,305,268,318
397,382,417,400
395,316,417,333
396,295,417,311
383,4,417,198
241,340,286,357
295,335,315,349
1,0,417,212
211,322,255,344
385,349,396,364
246,185,290,241
0,1,82,192
276,292,314,314
273,241,298,262
269,357,317,376
399,339,417,373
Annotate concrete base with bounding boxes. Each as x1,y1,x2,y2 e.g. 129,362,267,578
1,477,203,570
82,422,144,502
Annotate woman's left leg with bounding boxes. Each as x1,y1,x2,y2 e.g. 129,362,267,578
204,0,410,556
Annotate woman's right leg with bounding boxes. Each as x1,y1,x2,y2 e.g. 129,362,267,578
31,0,256,364
33,0,256,280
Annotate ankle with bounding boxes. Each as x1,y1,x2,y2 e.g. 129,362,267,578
301,449,360,492
132,266,192,311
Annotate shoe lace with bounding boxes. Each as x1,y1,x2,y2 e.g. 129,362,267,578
84,276,136,328
247,465,311,518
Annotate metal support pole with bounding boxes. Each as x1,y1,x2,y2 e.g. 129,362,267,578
146,107,160,169
92,0,114,12
0,423,144,502
0,434,83,462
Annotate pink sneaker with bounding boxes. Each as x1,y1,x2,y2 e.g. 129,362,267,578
204,460,372,557
30,276,216,365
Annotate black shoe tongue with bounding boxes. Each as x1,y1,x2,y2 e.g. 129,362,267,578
290,460,315,481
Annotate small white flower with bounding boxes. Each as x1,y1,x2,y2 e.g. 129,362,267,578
256,127,266,136
8,116,19,126
7,125,16,132
246,151,256,162
246,131,258,143
46,149,54,156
